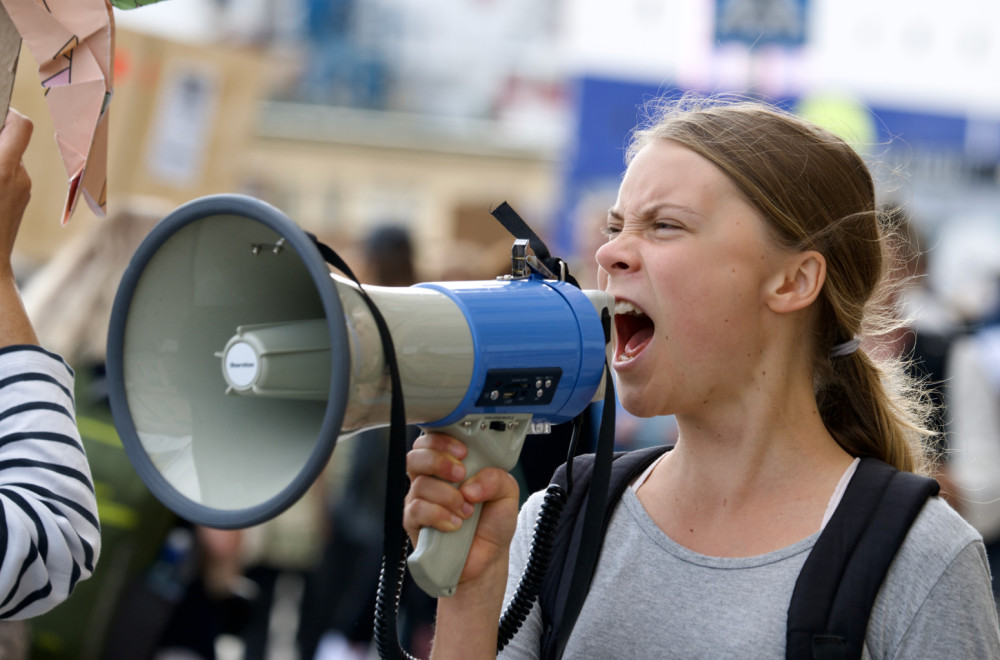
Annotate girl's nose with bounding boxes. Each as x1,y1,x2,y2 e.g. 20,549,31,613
595,235,638,276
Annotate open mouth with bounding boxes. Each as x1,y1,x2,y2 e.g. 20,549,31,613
614,301,655,362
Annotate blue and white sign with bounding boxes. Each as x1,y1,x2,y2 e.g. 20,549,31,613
714,0,810,47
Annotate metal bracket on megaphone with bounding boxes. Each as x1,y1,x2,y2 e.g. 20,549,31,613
510,237,559,281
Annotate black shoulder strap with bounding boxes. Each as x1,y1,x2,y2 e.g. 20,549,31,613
786,458,940,660
539,444,671,660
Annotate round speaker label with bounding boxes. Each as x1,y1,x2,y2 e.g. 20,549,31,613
224,341,260,388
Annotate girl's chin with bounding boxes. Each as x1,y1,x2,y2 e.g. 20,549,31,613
613,384,666,419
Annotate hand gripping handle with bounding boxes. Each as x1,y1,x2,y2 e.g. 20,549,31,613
408,415,531,598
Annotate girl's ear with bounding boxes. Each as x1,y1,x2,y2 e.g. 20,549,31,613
766,251,826,314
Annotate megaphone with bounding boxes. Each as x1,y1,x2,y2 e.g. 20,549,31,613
107,194,612,598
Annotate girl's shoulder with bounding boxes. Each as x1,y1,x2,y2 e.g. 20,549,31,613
885,495,987,592
866,496,1000,658
903,495,984,558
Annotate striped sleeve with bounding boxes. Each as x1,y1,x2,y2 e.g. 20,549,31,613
0,345,101,619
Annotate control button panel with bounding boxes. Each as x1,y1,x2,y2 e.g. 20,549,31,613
475,367,562,407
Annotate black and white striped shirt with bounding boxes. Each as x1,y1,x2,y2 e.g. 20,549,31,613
0,345,100,618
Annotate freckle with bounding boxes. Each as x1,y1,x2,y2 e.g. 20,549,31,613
702,400,708,404
762,370,766,376
723,498,727,507
731,268,736,273
689,528,694,533
724,319,729,323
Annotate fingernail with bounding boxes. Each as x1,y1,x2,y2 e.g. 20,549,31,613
448,442,466,459
450,463,465,482
462,502,474,517
449,515,463,530
463,483,481,500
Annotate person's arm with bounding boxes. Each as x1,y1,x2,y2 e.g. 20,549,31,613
404,432,521,659
0,347,101,617
0,109,37,347
0,109,101,617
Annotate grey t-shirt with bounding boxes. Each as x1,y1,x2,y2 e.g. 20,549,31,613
500,478,1000,659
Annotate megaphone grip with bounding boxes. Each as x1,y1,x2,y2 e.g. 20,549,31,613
409,505,484,598
407,414,531,598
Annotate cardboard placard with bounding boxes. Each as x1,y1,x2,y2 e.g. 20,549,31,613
0,0,113,223
0,2,20,129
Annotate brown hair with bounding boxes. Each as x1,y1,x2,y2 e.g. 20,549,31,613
628,94,936,475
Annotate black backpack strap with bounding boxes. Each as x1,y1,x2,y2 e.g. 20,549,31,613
539,444,671,660
786,458,940,660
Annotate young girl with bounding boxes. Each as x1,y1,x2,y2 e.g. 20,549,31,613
403,97,1000,658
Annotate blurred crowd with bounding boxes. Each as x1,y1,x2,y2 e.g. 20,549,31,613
899,212,1000,608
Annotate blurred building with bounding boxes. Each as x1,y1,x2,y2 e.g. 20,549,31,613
11,26,272,268
11,0,1000,286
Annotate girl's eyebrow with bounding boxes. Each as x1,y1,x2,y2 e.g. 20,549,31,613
607,202,703,222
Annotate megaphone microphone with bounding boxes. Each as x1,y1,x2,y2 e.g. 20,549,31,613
107,194,612,599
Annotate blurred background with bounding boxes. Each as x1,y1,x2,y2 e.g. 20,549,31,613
8,1,1000,659
12,0,999,283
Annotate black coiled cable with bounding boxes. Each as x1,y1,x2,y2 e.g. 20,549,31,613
374,536,417,660
496,483,568,652
372,485,568,659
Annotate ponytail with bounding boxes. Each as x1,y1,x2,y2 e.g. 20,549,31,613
813,209,939,476
816,347,937,475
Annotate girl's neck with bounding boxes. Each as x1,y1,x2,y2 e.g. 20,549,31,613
636,410,854,557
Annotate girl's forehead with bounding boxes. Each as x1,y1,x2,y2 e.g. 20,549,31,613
616,141,741,215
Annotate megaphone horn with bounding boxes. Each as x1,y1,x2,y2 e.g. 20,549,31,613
107,194,612,598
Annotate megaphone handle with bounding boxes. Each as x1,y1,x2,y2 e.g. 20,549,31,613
407,415,531,598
